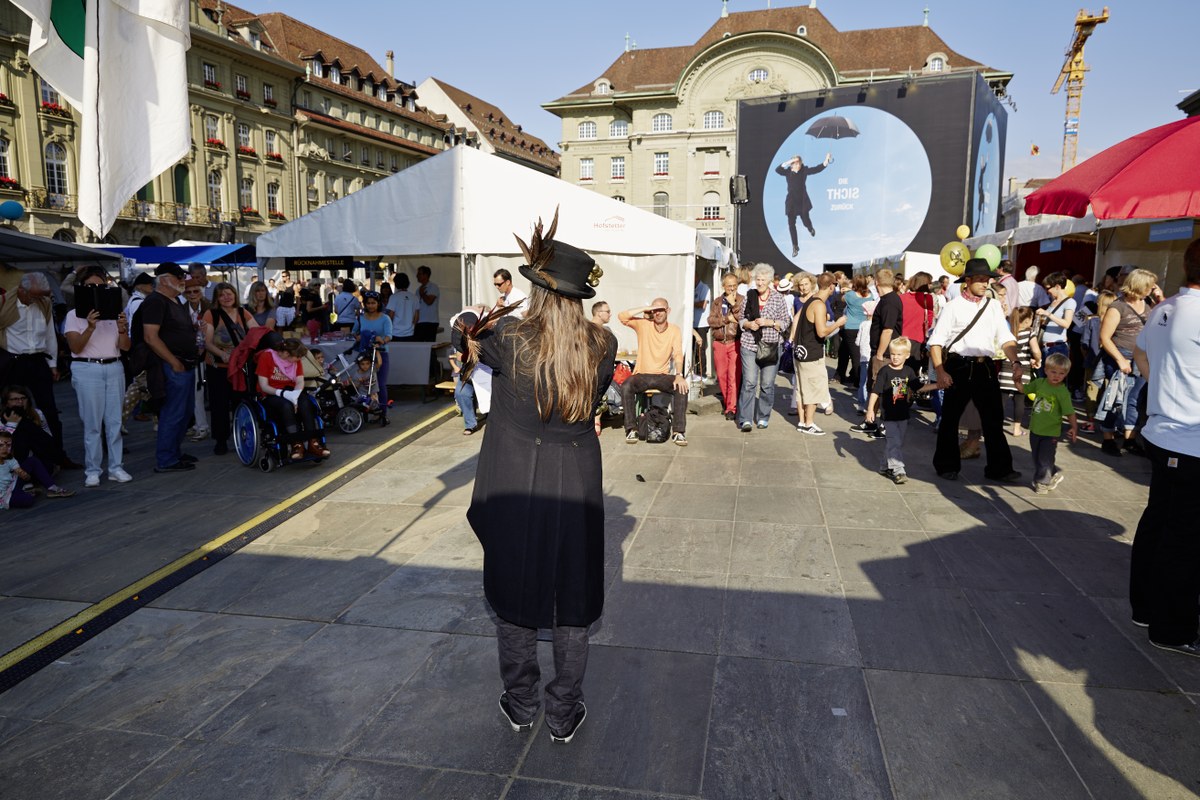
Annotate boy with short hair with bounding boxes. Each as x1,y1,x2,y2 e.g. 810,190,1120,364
1018,352,1078,494
866,337,921,484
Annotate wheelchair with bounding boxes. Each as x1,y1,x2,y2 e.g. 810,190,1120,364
233,362,329,473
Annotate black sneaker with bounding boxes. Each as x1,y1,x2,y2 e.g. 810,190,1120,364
498,693,534,732
179,453,199,464
1101,439,1123,457
993,471,1024,484
154,461,195,473
891,472,908,485
850,421,876,433
1150,638,1200,659
1132,618,1149,628
213,441,229,456
938,471,959,481
867,428,886,440
549,702,587,744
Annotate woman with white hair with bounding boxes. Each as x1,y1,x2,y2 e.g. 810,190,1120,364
734,264,793,431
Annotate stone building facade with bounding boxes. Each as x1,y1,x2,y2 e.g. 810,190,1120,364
543,4,1011,248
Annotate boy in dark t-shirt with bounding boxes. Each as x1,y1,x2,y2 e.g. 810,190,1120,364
866,337,927,484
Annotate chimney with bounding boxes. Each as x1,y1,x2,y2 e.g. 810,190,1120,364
385,50,394,78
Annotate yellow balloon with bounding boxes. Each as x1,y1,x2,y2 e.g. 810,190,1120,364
1064,279,1076,297
940,241,970,276
956,225,971,241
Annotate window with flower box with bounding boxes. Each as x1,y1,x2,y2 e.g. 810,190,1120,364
264,130,277,155
39,77,60,105
239,177,255,213
579,158,593,181
202,63,220,90
237,123,251,149
610,156,624,180
0,138,10,179
45,143,68,196
235,74,250,100
652,113,672,133
653,152,669,176
204,115,219,143
578,121,597,140
266,182,280,214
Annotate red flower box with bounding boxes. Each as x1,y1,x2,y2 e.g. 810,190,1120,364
204,79,222,90
236,90,252,100
0,176,23,190
236,145,258,157
268,210,287,221
240,206,260,216
263,98,278,108
205,138,226,149
40,102,71,118
265,152,284,162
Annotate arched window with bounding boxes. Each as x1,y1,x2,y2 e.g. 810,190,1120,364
239,177,254,210
748,67,769,83
0,138,10,179
651,113,673,133
702,191,722,219
703,111,725,130
612,195,625,203
52,228,76,242
652,191,668,218
45,142,68,196
609,119,628,138
266,182,280,214
204,114,219,141
929,56,945,72
578,121,597,140
207,170,222,211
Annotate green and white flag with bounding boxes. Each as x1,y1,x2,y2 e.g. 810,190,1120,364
13,0,190,237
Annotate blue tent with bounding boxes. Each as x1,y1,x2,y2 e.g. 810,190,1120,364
101,243,256,266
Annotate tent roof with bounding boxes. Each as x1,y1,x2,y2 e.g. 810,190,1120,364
99,243,256,266
0,228,121,270
256,145,727,263
964,215,1173,249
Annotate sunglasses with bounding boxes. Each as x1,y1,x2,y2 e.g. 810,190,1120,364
651,308,668,313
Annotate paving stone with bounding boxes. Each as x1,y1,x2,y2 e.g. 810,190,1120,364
648,482,737,521
662,455,740,486
519,646,715,796
930,533,1081,595
601,452,674,484
0,596,90,654
734,485,825,526
1011,536,1131,599
830,527,954,588
0,721,177,800
308,759,506,800
729,523,837,581
866,670,1091,800
721,575,859,666
737,457,815,487
844,584,1013,679
623,517,733,573
109,739,334,800
505,781,676,799
338,563,492,636
198,625,443,753
702,657,891,800
1089,596,1200,695
903,492,1017,534
817,488,923,531
592,568,725,654
350,634,530,773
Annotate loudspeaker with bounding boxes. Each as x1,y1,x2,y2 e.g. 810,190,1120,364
730,175,750,205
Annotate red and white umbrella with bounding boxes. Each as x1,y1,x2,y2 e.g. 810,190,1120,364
1025,116,1200,220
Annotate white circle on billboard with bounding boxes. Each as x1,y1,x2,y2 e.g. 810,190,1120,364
763,106,932,271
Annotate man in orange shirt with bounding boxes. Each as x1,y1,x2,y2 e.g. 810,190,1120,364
618,298,688,446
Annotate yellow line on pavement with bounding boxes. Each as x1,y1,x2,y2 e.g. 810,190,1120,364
0,405,456,673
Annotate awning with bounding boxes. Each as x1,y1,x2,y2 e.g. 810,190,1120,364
0,228,121,270
98,243,256,266
964,215,1170,250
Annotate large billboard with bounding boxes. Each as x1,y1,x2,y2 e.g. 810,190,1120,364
736,72,1006,272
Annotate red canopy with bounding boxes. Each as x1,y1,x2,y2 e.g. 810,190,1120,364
1025,116,1200,219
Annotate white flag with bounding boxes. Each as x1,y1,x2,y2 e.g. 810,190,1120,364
13,0,190,238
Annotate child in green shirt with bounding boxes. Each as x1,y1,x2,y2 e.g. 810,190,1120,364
1019,353,1078,494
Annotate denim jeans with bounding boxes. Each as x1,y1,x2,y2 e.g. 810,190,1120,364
1100,349,1145,433
455,375,477,430
857,359,870,408
157,362,195,468
70,361,125,477
737,346,779,426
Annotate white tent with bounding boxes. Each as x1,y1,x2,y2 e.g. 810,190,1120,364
256,145,729,355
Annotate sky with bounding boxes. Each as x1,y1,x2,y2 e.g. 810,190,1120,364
275,0,1194,189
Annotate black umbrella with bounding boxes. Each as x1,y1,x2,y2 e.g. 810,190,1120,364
805,115,860,140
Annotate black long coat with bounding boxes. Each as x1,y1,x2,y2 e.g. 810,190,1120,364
776,163,826,216
466,318,617,629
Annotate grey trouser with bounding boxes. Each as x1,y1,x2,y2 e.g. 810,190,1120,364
882,419,908,474
1030,432,1060,486
495,619,589,729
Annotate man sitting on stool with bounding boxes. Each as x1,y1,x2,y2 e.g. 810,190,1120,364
618,298,688,446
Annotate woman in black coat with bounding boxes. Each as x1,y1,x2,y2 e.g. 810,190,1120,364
463,217,615,745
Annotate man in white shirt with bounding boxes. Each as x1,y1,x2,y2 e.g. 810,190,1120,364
124,272,154,323
693,273,711,378
415,265,440,341
1129,238,1200,657
385,272,418,340
0,271,66,457
492,268,528,319
1016,264,1050,310
928,258,1023,483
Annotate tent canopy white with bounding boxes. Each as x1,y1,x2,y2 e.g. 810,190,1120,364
256,145,729,356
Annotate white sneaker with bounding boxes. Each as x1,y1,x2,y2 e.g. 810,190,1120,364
84,473,101,488
108,468,133,483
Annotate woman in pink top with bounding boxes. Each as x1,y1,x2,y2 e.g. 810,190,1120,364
63,267,131,486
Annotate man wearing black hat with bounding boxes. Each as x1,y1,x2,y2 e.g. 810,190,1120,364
927,258,1023,482
134,262,199,472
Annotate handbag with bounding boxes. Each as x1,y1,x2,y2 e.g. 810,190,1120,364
746,289,779,366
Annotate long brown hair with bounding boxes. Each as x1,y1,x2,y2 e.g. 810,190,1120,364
505,286,612,423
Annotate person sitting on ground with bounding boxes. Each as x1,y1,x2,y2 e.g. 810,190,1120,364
0,429,73,507
1,383,63,470
255,338,329,461
618,298,689,445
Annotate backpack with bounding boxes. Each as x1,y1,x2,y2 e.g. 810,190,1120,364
637,404,671,443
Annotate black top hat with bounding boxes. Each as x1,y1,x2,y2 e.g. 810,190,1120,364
956,258,993,283
518,239,597,300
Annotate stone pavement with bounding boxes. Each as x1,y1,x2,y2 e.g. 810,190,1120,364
2,377,1199,800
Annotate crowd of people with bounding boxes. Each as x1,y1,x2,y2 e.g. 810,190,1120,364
0,260,451,507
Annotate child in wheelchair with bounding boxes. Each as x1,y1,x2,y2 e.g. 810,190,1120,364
256,338,331,461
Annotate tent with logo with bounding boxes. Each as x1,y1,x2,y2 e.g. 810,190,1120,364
256,145,731,355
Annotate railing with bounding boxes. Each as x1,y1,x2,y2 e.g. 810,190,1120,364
29,190,77,212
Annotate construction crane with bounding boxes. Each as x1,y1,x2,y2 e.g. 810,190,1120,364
1051,7,1109,174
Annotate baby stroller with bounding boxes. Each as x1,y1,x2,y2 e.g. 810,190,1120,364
323,343,387,432
311,369,366,435
226,329,329,472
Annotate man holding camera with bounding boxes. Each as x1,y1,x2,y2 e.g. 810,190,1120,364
618,299,688,446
